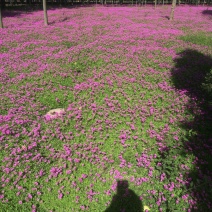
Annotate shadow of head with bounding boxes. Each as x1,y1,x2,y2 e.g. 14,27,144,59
105,180,143,212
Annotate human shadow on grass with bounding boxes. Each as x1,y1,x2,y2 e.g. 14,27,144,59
105,180,142,212
171,49,212,211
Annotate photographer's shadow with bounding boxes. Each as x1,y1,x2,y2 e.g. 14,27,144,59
105,180,142,212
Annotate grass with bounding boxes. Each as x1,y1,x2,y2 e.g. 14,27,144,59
180,31,212,47
62,41,78,48
0,46,9,53
0,57,204,210
0,5,212,212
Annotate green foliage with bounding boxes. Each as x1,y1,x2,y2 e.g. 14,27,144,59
61,41,77,48
38,90,74,110
180,32,212,46
9,72,17,78
0,46,8,53
63,58,105,73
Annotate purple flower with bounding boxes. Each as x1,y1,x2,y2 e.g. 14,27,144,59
119,133,127,140
50,167,62,178
160,173,166,181
28,193,32,199
150,107,154,115
130,124,135,130
37,191,41,196
173,136,179,141
105,190,111,195
58,193,63,199
74,158,80,163
81,174,87,179
66,170,72,174
39,169,45,177
78,178,83,183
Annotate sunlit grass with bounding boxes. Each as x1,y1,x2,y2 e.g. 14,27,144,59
180,31,212,46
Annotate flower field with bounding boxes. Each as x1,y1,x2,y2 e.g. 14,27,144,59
0,5,212,212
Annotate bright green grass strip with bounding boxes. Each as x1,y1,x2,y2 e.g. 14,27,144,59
61,41,77,48
180,32,212,47
7,73,73,91
43,73,73,87
60,57,105,74
0,96,13,115
37,90,74,110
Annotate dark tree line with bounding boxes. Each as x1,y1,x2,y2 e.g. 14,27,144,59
1,0,212,7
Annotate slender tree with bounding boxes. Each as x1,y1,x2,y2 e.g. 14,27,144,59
43,0,48,26
0,6,3,29
170,0,177,21
2,0,5,9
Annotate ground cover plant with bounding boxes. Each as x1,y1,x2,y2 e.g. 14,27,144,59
0,5,212,212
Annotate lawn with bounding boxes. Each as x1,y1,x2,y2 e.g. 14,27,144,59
0,5,212,212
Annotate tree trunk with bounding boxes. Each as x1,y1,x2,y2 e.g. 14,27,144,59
2,0,5,9
170,0,176,21
43,0,48,26
27,0,32,5
0,6,3,29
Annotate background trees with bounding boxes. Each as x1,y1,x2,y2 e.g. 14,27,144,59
170,0,177,20
0,0,211,28
43,0,48,25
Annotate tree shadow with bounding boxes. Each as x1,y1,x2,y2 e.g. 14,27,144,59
1,4,96,18
1,6,34,18
105,180,142,212
171,49,212,211
161,15,169,20
202,9,212,16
